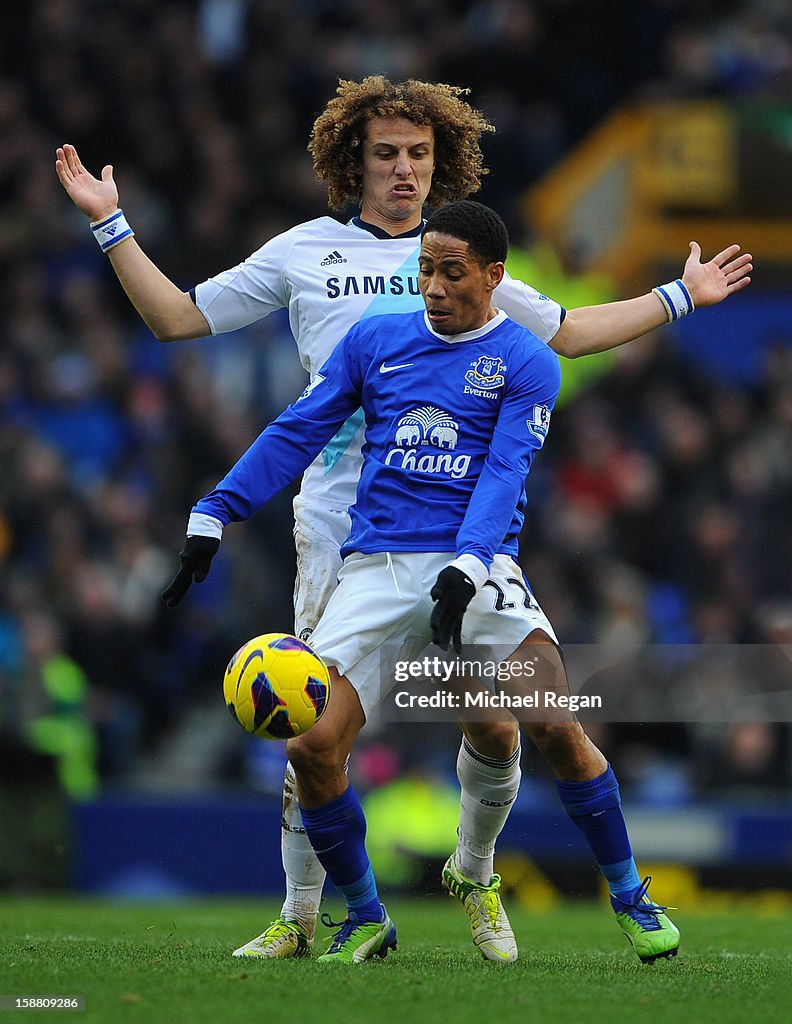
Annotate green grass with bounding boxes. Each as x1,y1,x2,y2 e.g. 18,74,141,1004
2,896,791,1024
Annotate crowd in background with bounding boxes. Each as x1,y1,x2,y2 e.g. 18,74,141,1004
1,0,791,804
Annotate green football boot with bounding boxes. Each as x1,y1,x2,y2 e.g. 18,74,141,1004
316,908,397,964
610,876,680,963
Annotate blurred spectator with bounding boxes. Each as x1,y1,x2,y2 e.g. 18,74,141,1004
20,610,98,800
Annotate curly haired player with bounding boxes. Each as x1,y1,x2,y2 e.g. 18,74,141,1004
57,76,751,963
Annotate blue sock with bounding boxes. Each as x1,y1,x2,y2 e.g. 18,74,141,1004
300,786,382,922
556,765,641,897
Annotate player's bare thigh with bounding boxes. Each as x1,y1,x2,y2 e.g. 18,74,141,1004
457,629,605,780
457,628,554,759
493,630,606,779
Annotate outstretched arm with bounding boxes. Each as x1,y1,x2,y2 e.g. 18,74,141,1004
55,143,210,341
431,344,561,650
162,335,364,605
550,242,753,358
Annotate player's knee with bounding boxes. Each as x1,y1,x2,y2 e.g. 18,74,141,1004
524,720,585,758
463,719,519,760
286,731,346,781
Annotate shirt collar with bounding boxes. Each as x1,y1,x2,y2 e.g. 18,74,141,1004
349,215,425,240
423,309,508,343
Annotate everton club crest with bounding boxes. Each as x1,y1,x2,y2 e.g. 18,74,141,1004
464,355,506,398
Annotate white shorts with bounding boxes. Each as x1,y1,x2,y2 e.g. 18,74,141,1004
308,550,557,719
292,494,350,640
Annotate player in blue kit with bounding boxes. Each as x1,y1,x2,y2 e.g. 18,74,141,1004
58,76,750,962
163,202,680,964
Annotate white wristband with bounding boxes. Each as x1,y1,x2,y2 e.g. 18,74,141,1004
187,512,224,540
90,209,134,252
652,279,695,322
446,554,489,592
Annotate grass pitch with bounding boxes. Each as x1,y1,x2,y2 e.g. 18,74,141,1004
2,896,790,1024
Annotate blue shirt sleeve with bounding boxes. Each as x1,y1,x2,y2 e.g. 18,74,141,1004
193,332,364,525
456,343,561,567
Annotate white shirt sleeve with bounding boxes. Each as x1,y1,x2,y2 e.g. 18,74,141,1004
493,269,564,344
192,228,295,335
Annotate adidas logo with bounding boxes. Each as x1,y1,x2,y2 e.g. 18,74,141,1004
320,250,347,266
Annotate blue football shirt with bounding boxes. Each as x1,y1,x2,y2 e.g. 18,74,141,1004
193,308,561,572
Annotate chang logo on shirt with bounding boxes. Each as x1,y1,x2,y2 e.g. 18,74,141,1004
464,355,506,400
384,405,471,478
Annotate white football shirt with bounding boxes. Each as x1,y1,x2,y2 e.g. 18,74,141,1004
194,216,564,509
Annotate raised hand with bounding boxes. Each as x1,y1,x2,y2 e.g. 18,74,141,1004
55,143,119,222
681,241,752,309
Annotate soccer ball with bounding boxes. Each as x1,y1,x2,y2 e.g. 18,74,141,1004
223,633,331,740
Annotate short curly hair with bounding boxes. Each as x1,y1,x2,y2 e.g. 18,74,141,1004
308,76,495,210
423,201,509,265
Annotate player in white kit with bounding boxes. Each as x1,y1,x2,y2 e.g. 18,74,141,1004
56,76,752,962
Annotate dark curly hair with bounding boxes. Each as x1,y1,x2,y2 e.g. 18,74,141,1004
423,201,509,265
308,76,495,210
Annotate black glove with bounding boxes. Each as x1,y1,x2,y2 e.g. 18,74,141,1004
161,535,220,608
430,566,476,652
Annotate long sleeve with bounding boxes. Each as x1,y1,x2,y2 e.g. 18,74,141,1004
193,335,363,525
455,344,561,569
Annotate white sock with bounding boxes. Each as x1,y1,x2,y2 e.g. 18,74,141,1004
455,738,521,885
279,761,325,937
